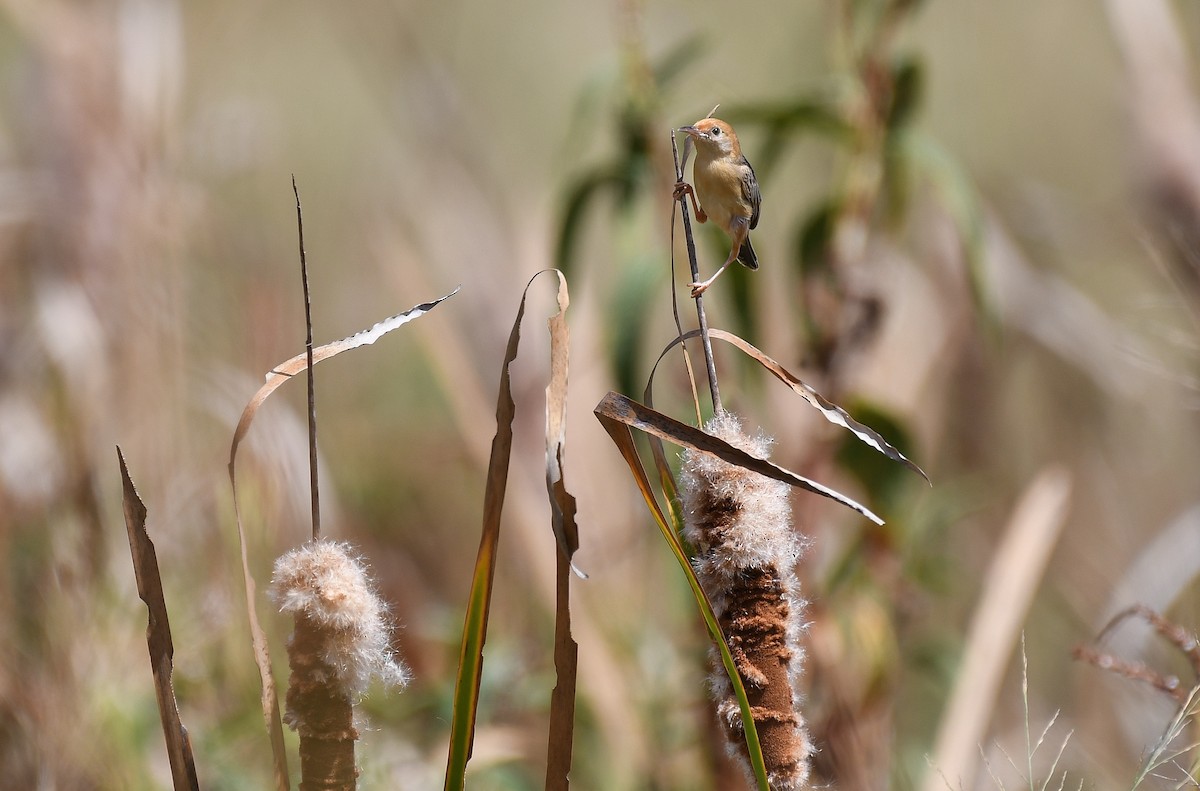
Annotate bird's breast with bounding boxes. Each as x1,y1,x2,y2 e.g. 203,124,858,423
694,155,752,233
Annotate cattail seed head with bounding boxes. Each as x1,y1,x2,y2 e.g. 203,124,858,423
271,539,409,699
680,412,812,790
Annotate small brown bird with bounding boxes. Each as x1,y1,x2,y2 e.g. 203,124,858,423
673,117,761,297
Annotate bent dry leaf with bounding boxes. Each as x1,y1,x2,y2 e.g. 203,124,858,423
593,407,770,791
597,391,885,525
227,287,457,790
118,448,201,791
649,328,928,483
229,287,461,468
447,270,580,791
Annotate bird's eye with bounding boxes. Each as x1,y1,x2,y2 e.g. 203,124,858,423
710,126,721,136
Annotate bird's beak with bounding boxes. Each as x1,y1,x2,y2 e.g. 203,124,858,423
678,125,700,138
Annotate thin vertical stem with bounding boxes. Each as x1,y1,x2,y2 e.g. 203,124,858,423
670,130,723,415
293,176,321,541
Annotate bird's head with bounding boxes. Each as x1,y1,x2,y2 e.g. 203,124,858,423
679,117,740,157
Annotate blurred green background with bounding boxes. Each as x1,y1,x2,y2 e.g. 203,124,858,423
3,0,1200,788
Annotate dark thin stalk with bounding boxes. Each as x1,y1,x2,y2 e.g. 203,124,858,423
293,176,321,541
668,174,704,425
670,131,722,414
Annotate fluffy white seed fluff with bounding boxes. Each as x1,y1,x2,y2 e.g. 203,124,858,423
270,539,409,696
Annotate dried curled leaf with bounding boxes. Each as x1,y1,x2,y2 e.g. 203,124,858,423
596,391,884,525
649,328,928,483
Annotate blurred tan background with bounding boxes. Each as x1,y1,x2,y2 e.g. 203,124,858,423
2,0,1200,788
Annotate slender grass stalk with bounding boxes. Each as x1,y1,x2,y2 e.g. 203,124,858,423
292,177,321,542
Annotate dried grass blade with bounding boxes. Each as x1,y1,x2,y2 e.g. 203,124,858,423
117,448,201,791
545,462,580,790
596,391,885,525
227,472,290,791
543,270,581,790
544,483,580,791
593,409,769,791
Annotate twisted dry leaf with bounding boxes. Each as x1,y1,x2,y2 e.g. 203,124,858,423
595,391,884,525
648,328,928,482
540,270,582,791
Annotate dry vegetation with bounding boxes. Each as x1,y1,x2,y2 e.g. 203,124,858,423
2,1,1200,789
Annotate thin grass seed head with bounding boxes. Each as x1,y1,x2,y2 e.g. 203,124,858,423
270,539,410,698
680,412,813,790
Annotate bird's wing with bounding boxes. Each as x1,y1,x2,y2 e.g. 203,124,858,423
741,156,761,230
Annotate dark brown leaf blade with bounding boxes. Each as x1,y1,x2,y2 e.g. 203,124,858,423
545,468,580,791
596,391,885,525
117,447,201,791
292,177,321,541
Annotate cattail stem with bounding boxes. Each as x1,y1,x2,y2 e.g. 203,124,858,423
288,615,358,791
671,130,723,415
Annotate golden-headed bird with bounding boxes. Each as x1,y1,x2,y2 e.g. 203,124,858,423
674,117,761,297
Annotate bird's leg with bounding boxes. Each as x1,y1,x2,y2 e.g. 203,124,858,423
689,259,734,297
690,223,747,297
672,181,707,223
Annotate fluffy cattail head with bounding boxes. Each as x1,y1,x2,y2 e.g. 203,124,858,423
680,412,812,790
270,539,409,706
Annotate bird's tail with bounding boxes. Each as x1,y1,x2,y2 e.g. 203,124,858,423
737,236,759,270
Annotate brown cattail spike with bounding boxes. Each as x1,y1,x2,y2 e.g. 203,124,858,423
681,412,812,791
